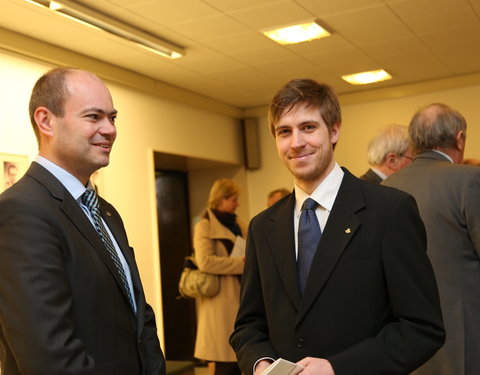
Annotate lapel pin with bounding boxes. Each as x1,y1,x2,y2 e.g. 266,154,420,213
106,211,112,217
345,228,351,234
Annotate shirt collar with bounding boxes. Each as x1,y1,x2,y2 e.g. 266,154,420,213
432,149,454,163
35,155,88,200
371,167,387,180
294,162,344,215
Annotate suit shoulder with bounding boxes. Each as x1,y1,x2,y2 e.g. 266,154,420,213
250,195,292,228
0,173,50,206
357,173,407,194
357,175,416,206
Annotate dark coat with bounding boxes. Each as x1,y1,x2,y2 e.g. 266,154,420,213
230,168,444,375
359,168,383,184
0,162,166,375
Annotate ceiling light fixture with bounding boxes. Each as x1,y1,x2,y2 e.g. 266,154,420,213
24,0,185,59
262,20,331,45
342,69,392,85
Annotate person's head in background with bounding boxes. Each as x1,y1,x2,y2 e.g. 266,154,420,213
208,178,240,214
462,158,480,166
409,103,467,164
267,188,290,207
367,124,412,176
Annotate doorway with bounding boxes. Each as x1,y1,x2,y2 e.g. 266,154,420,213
153,151,246,361
155,170,196,360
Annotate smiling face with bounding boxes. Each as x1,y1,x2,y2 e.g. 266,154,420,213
36,71,117,185
274,103,340,194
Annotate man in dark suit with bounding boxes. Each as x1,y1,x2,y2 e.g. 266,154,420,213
230,79,445,375
359,124,412,183
383,103,480,375
0,67,166,375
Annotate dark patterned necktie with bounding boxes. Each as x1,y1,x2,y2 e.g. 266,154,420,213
81,189,135,311
297,198,321,293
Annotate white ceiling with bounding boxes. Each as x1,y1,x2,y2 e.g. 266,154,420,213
2,0,480,110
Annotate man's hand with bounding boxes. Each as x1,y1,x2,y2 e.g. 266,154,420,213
254,359,273,375
297,357,335,375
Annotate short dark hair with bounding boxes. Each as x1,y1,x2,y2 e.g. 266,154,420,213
28,67,79,143
268,79,341,136
409,103,467,154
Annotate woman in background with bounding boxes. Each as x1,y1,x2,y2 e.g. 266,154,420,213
193,178,246,375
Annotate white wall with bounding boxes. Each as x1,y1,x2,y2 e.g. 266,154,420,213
0,52,43,160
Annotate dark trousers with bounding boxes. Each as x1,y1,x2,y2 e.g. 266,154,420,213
214,362,241,375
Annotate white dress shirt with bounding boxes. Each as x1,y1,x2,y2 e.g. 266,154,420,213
293,162,344,258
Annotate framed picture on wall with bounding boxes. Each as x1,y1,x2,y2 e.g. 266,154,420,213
0,153,30,194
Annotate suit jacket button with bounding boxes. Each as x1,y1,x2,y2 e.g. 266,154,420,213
296,338,304,348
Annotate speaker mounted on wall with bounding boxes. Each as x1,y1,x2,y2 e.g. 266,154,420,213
242,117,261,170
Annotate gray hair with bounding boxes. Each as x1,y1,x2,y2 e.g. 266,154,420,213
409,103,467,154
367,124,409,166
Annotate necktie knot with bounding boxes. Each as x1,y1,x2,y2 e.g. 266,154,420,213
81,188,99,211
302,197,318,211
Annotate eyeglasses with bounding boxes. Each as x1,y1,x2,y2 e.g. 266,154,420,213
400,154,413,160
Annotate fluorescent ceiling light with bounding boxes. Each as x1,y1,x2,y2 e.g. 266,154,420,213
342,69,392,85
24,0,185,59
262,20,331,45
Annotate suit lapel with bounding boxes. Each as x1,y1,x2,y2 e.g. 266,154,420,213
62,195,132,306
104,207,146,331
28,163,136,315
267,194,302,308
98,201,141,318
28,163,107,253
101,204,133,267
296,169,365,325
101,204,143,321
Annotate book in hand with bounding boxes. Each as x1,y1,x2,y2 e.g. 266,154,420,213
262,358,304,375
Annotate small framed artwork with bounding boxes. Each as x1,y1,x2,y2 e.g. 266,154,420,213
0,153,30,193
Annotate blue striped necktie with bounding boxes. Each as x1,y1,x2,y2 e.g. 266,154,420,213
81,189,135,311
297,198,321,293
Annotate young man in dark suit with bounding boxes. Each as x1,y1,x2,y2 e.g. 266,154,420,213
0,67,166,375
230,79,445,375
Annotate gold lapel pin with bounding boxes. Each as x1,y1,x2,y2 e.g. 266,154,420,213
345,228,351,234
106,211,112,217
